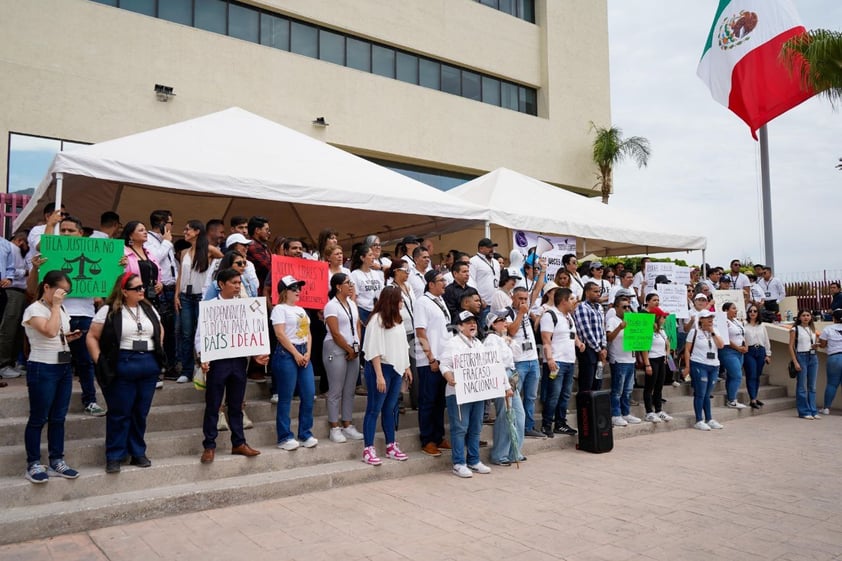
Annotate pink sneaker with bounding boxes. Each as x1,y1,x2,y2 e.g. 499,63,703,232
362,446,382,466
385,442,408,461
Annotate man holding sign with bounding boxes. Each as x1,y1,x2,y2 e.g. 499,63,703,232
197,269,269,463
440,311,511,479
606,296,643,427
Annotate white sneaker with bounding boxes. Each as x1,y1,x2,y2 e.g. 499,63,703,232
694,421,711,431
644,412,661,423
468,462,491,474
155,380,164,389
452,464,473,478
301,436,319,448
707,419,724,429
277,439,300,451
820,408,830,415
84,402,107,417
672,381,681,387
612,416,628,427
342,425,364,440
813,414,822,420
270,394,279,404
242,409,253,429
176,375,189,384
0,366,21,379
726,400,747,409
623,414,642,424
217,412,229,432
658,411,673,422
330,427,347,443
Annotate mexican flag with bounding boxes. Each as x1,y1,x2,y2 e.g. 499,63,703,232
697,0,814,139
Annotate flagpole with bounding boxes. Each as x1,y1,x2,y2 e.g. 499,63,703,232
758,125,774,270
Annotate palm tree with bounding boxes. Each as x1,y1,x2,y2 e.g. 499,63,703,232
589,123,651,204
780,29,842,106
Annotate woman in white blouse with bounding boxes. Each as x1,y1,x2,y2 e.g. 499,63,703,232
350,244,383,328
743,304,771,409
640,308,673,423
789,310,820,419
719,302,748,409
360,286,411,466
819,309,842,415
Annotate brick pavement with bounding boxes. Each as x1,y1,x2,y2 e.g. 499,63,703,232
2,410,840,561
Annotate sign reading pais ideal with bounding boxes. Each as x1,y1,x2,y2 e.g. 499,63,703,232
38,235,124,298
452,346,508,405
199,297,271,362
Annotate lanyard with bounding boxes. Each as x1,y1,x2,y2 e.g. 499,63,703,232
727,319,744,339
399,285,414,323
336,298,356,338
426,295,450,322
476,253,496,275
125,305,145,336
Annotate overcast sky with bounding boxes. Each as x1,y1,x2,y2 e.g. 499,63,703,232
607,0,842,281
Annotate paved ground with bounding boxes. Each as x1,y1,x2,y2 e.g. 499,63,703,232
2,410,840,561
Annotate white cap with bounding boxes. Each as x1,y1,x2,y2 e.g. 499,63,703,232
225,233,253,247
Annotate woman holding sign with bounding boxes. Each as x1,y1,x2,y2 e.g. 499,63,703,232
87,273,165,473
360,286,411,465
640,307,673,423
272,275,318,451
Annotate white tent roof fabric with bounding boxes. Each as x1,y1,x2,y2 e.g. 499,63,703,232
448,168,706,256
15,107,486,243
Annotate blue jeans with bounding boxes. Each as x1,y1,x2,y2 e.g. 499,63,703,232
69,316,96,406
362,362,402,447
543,361,575,429
491,382,524,463
272,344,315,443
515,360,540,431
690,361,718,422
445,395,484,466
795,351,818,417
609,362,635,417
824,353,842,410
24,362,73,466
719,347,745,402
178,294,202,378
744,345,767,401
103,351,159,461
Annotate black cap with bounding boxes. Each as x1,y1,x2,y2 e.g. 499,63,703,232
478,238,498,248
401,235,423,245
424,269,442,289
500,270,521,284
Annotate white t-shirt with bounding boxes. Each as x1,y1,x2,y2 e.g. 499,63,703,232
329,266,352,280
792,325,816,353
484,332,515,371
180,252,214,295
491,289,513,312
731,272,750,291
414,294,451,366
350,269,383,312
540,307,576,364
323,297,359,345
649,330,667,359
726,318,746,346
686,328,719,366
407,267,426,299
568,273,585,300
271,304,310,345
606,315,635,364
22,301,71,364
820,325,842,355
469,253,500,306
92,304,159,351
507,307,539,362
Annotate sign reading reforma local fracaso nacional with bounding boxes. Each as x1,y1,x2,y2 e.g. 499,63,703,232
38,235,124,298
198,297,271,362
451,346,508,405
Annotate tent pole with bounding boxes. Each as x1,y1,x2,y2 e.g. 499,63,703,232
758,125,774,270
484,220,490,239
54,173,63,234
701,249,707,278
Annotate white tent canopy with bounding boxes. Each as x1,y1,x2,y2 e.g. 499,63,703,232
14,107,486,243
447,167,706,256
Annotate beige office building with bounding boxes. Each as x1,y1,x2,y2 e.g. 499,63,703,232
1,0,609,204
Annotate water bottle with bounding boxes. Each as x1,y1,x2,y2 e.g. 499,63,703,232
786,310,793,322
595,362,604,380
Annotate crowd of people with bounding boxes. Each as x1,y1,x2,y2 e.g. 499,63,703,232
4,203,841,484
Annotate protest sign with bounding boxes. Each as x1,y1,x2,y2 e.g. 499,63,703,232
199,297,271,362
39,235,123,298
270,256,329,309
645,262,676,285
452,346,508,405
714,311,730,345
657,284,689,319
512,231,576,280
674,266,692,285
622,312,655,352
713,289,746,320
664,314,678,349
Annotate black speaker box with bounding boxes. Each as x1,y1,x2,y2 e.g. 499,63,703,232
576,390,613,453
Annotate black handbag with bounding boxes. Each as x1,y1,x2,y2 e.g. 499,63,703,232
788,360,798,379
94,352,117,389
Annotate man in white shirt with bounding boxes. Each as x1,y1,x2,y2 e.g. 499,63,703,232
728,259,751,294
90,211,122,239
469,238,500,327
407,246,429,298
507,287,544,439
415,270,452,457
759,266,786,313
608,271,639,314
631,257,650,298
144,209,178,378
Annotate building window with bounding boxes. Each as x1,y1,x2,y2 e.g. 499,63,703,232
365,158,475,192
90,0,539,116
6,133,90,195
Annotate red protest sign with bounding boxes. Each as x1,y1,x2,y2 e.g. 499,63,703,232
270,256,329,310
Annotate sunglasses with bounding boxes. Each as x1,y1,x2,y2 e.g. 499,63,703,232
620,305,631,310
125,285,145,292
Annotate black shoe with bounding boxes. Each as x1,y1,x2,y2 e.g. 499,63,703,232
756,399,765,407
482,417,495,425
105,460,121,474
479,440,488,448
130,455,152,468
661,398,668,403
554,423,577,436
524,428,546,439
541,426,555,438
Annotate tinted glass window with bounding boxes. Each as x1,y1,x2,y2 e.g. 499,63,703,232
159,0,192,25
441,65,460,95
501,82,519,110
228,3,258,42
195,0,226,34
518,0,536,23
481,76,500,106
346,38,371,72
372,45,395,78
91,0,117,6
396,52,419,84
419,59,440,90
290,21,318,58
319,30,345,65
259,13,289,50
480,0,498,7
521,87,538,115
121,0,154,16
462,71,481,101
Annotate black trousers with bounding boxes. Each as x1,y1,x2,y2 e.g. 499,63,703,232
202,357,248,450
576,346,600,393
644,356,666,413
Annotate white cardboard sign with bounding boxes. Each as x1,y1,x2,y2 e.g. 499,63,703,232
452,347,508,405
199,297,271,362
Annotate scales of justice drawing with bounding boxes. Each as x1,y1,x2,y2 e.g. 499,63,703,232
61,253,102,280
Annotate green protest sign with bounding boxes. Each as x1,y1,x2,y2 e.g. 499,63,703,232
38,235,124,298
664,314,678,349
622,312,655,352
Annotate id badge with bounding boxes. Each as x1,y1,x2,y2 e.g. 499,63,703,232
352,342,360,353
569,332,576,340
57,351,72,364
522,341,533,351
765,292,771,297
706,352,716,360
132,340,148,352
810,350,817,355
